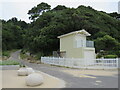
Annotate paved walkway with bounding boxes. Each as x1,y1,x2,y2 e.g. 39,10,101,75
9,51,118,88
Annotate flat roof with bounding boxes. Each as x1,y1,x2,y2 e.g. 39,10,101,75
57,29,91,38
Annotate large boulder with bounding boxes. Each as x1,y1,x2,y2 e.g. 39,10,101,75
26,73,44,86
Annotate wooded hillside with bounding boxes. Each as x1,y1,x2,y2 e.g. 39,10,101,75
2,2,120,58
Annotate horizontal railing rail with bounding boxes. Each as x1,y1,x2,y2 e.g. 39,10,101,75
86,40,94,47
41,57,119,69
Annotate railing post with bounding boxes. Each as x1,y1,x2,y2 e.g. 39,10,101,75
102,58,104,69
63,57,65,66
52,57,53,64
58,57,60,65
116,58,119,68
84,58,87,68
41,57,42,63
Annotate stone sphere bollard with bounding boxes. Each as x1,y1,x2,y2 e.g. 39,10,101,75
26,73,44,86
17,68,28,76
26,68,34,75
18,67,34,76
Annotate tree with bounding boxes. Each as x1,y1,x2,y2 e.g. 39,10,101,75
2,18,28,51
2,3,120,57
8,17,18,23
108,12,120,18
28,2,51,20
7,17,28,29
53,5,67,11
95,35,120,53
24,4,120,56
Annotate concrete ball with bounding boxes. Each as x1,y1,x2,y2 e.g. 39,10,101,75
26,73,44,86
17,68,28,76
26,68,35,75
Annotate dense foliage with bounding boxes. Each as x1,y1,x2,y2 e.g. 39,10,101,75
2,2,120,57
2,17,28,51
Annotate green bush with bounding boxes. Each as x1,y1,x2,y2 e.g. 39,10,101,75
0,60,20,65
104,55,118,58
20,53,28,59
2,49,18,58
96,54,103,58
20,64,26,67
2,51,10,57
21,49,26,54
34,52,44,60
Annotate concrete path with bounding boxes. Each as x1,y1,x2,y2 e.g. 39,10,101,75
9,50,118,88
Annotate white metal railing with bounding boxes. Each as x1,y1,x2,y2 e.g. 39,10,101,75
41,57,119,69
86,40,94,47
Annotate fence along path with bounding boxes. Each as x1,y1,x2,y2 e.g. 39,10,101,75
41,57,119,69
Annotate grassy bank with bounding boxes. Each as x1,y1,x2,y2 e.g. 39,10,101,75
20,50,41,64
20,52,29,59
2,49,18,60
0,60,20,65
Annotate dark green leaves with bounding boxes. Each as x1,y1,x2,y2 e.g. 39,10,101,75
28,2,51,20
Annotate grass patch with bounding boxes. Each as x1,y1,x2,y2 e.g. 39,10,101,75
2,51,11,57
2,49,19,57
20,53,28,59
20,51,40,61
0,60,20,65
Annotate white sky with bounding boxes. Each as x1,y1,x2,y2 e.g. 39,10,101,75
0,0,120,23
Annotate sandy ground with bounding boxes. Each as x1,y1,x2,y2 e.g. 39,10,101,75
0,70,2,89
0,59,2,89
1,70,65,88
62,69,118,78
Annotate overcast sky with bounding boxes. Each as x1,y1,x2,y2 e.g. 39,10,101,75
0,0,120,23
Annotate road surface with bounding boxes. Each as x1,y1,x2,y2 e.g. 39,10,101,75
9,50,118,88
